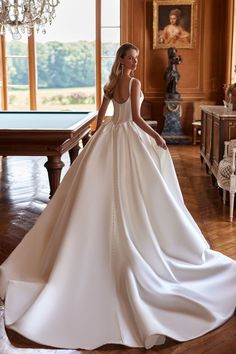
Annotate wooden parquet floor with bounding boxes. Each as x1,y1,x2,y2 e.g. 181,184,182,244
0,145,236,354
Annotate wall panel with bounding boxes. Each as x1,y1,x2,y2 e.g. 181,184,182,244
122,0,230,134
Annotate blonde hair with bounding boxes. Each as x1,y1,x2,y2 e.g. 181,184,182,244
104,42,139,99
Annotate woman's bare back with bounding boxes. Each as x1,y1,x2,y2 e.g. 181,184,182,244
112,76,132,103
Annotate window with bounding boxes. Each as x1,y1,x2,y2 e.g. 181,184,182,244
0,0,120,112
101,0,120,85
100,0,120,115
5,33,29,111
35,0,96,112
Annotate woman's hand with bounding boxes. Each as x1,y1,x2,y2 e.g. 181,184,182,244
155,135,167,150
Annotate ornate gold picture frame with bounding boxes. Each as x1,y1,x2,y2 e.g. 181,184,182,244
153,0,197,49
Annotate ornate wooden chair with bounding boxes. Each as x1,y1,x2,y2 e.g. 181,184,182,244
217,140,236,222
141,100,158,131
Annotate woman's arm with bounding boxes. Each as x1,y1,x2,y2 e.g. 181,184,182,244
95,95,110,131
131,79,167,149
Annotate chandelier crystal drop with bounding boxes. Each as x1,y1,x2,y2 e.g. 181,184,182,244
0,0,60,40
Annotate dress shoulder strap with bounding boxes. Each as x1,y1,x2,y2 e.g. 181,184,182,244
129,77,135,95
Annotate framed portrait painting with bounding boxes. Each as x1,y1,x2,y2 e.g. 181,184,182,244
153,0,197,49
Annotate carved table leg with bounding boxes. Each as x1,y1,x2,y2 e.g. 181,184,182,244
69,145,80,165
44,156,65,198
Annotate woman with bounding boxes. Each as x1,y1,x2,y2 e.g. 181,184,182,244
158,8,190,45
0,43,236,350
96,44,166,149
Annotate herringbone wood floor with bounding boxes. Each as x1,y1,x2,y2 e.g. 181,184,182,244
0,145,236,354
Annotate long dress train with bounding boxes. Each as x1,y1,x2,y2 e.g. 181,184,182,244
0,78,236,350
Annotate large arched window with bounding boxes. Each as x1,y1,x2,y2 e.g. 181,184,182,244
0,0,120,111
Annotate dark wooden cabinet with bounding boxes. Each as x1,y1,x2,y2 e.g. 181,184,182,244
200,106,236,178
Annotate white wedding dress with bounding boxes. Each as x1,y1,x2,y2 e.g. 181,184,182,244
0,78,236,350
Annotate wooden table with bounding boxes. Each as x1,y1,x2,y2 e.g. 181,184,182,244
200,105,236,181
0,111,97,197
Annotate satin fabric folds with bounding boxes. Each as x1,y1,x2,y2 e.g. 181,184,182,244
0,79,236,349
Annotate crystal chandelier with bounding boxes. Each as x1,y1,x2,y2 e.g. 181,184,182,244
0,0,60,40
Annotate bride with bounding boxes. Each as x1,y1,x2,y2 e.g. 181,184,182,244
0,42,236,350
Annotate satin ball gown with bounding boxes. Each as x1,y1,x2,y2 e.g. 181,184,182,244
0,78,236,350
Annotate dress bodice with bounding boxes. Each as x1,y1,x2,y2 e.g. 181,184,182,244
111,78,144,124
